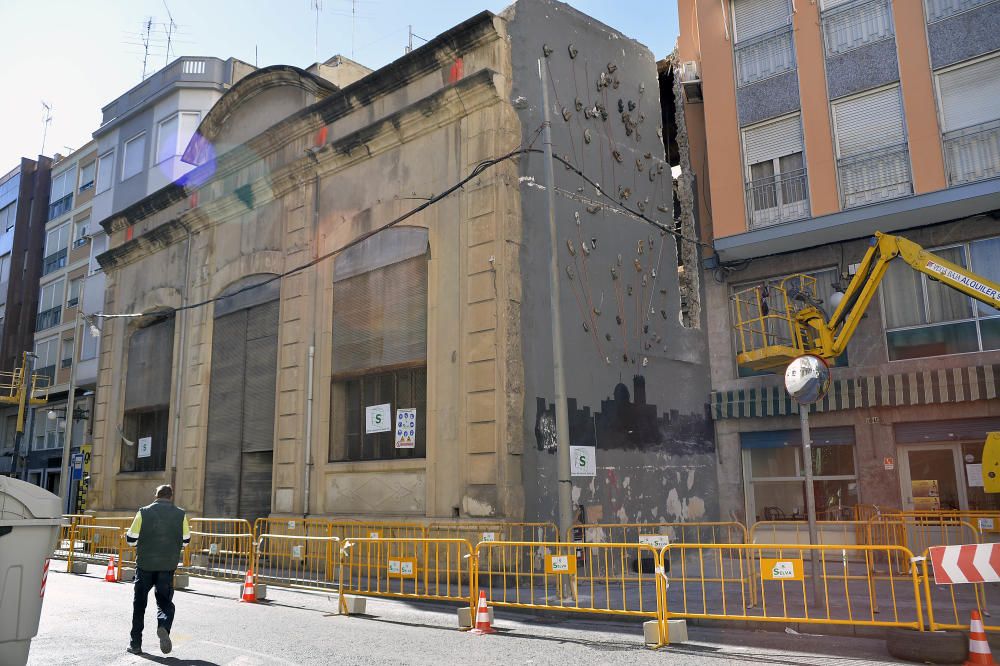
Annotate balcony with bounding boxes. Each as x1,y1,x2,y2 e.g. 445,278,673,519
744,168,811,230
734,26,795,87
35,364,55,385
944,119,1000,186
838,143,913,208
61,358,72,369
925,0,994,22
48,194,72,221
36,306,61,331
822,0,894,56
42,248,67,276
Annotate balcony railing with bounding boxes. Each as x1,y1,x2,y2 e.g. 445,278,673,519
42,247,67,276
734,25,795,87
838,143,913,208
944,119,1000,186
61,358,72,369
48,194,73,221
35,364,55,385
744,168,811,230
822,0,894,57
925,0,994,22
36,306,61,331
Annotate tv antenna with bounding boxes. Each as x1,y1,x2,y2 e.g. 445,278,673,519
40,101,53,156
163,1,177,66
406,25,428,54
141,17,154,79
312,0,322,63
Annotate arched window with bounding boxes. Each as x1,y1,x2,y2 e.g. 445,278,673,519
330,228,428,461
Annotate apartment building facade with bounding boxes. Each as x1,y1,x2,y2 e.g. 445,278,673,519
678,0,1000,523
87,1,714,525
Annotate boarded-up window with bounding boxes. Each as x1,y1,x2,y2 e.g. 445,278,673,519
331,228,428,461
121,316,174,472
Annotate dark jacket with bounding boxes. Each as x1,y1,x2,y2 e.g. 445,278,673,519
126,499,189,572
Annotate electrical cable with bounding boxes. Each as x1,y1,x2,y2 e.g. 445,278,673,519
91,125,710,320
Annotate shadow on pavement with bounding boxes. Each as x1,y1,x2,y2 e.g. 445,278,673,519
136,655,220,666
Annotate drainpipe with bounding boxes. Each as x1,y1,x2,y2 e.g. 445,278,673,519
170,230,193,491
304,342,315,517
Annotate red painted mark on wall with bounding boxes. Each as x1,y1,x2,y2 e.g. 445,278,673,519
126,227,134,242
315,126,328,146
449,57,464,84
189,191,199,208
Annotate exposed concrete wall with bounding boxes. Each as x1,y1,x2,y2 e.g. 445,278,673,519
505,0,716,527
736,70,801,126
928,2,1000,70
825,38,899,100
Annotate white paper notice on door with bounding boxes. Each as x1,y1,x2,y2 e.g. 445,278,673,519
137,436,152,459
967,463,984,487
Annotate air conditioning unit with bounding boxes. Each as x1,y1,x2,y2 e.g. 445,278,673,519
679,61,703,104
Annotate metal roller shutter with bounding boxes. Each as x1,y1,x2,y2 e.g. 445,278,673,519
243,300,279,453
333,255,428,375
895,417,1000,444
239,451,273,524
203,309,246,518
938,56,1000,132
832,86,905,157
743,115,803,165
124,318,174,410
733,0,790,42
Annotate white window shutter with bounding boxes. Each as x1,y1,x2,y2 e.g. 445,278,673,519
832,87,905,157
938,56,1000,132
743,115,803,165
733,0,790,42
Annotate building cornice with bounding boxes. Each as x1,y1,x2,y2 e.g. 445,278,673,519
97,67,504,272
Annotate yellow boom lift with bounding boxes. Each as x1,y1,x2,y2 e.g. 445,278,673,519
731,231,1000,490
1,350,51,437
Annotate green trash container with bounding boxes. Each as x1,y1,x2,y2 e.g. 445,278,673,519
0,477,62,666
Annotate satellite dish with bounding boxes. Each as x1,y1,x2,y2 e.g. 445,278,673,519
117,425,135,447
784,355,831,405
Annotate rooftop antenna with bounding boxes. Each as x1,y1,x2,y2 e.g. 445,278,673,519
40,101,53,156
312,0,322,64
141,17,154,79
351,0,356,59
406,26,428,54
163,1,177,66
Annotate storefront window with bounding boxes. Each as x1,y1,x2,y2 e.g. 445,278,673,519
743,428,858,522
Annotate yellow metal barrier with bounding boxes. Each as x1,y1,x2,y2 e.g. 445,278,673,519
572,521,747,546
185,518,254,581
661,543,924,631
475,540,665,646
329,521,428,541
255,533,341,592
253,517,332,542
65,525,125,578
54,515,94,561
341,537,475,614
430,521,558,544
919,547,998,633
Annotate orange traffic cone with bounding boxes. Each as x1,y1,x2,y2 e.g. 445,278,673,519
966,609,997,666
240,570,256,603
470,589,495,635
105,555,118,582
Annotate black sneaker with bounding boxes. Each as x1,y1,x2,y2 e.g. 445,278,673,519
157,626,172,654
126,642,142,654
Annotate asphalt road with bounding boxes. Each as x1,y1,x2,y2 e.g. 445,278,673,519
26,563,910,665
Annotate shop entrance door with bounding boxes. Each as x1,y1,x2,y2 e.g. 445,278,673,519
898,445,966,512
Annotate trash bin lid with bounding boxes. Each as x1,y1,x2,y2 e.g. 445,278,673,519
0,476,62,522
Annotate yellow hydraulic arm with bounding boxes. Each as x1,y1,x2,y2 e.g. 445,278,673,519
732,231,1000,370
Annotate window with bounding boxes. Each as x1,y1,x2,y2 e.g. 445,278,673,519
80,323,99,361
0,253,10,285
832,85,911,208
96,150,114,193
61,338,74,369
120,316,174,472
48,166,75,220
881,235,1000,360
78,161,96,192
37,279,63,331
925,0,996,22
742,428,858,522
330,228,428,462
821,0,894,57
122,133,146,181
67,277,82,308
73,215,90,247
89,232,107,275
732,0,795,86
742,114,809,229
936,54,1000,185
733,267,849,377
34,411,63,451
156,112,200,165
42,224,69,275
0,203,14,232
34,337,58,385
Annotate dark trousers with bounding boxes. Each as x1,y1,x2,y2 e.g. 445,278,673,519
131,568,175,645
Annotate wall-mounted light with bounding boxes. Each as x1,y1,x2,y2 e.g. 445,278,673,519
47,406,90,423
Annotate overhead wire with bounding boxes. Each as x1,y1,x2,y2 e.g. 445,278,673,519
91,123,709,320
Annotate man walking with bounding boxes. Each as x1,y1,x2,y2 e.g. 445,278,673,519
125,484,191,655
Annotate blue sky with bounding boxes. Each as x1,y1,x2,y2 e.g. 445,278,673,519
0,1,678,168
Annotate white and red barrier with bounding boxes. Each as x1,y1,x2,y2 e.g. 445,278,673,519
929,543,1000,585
